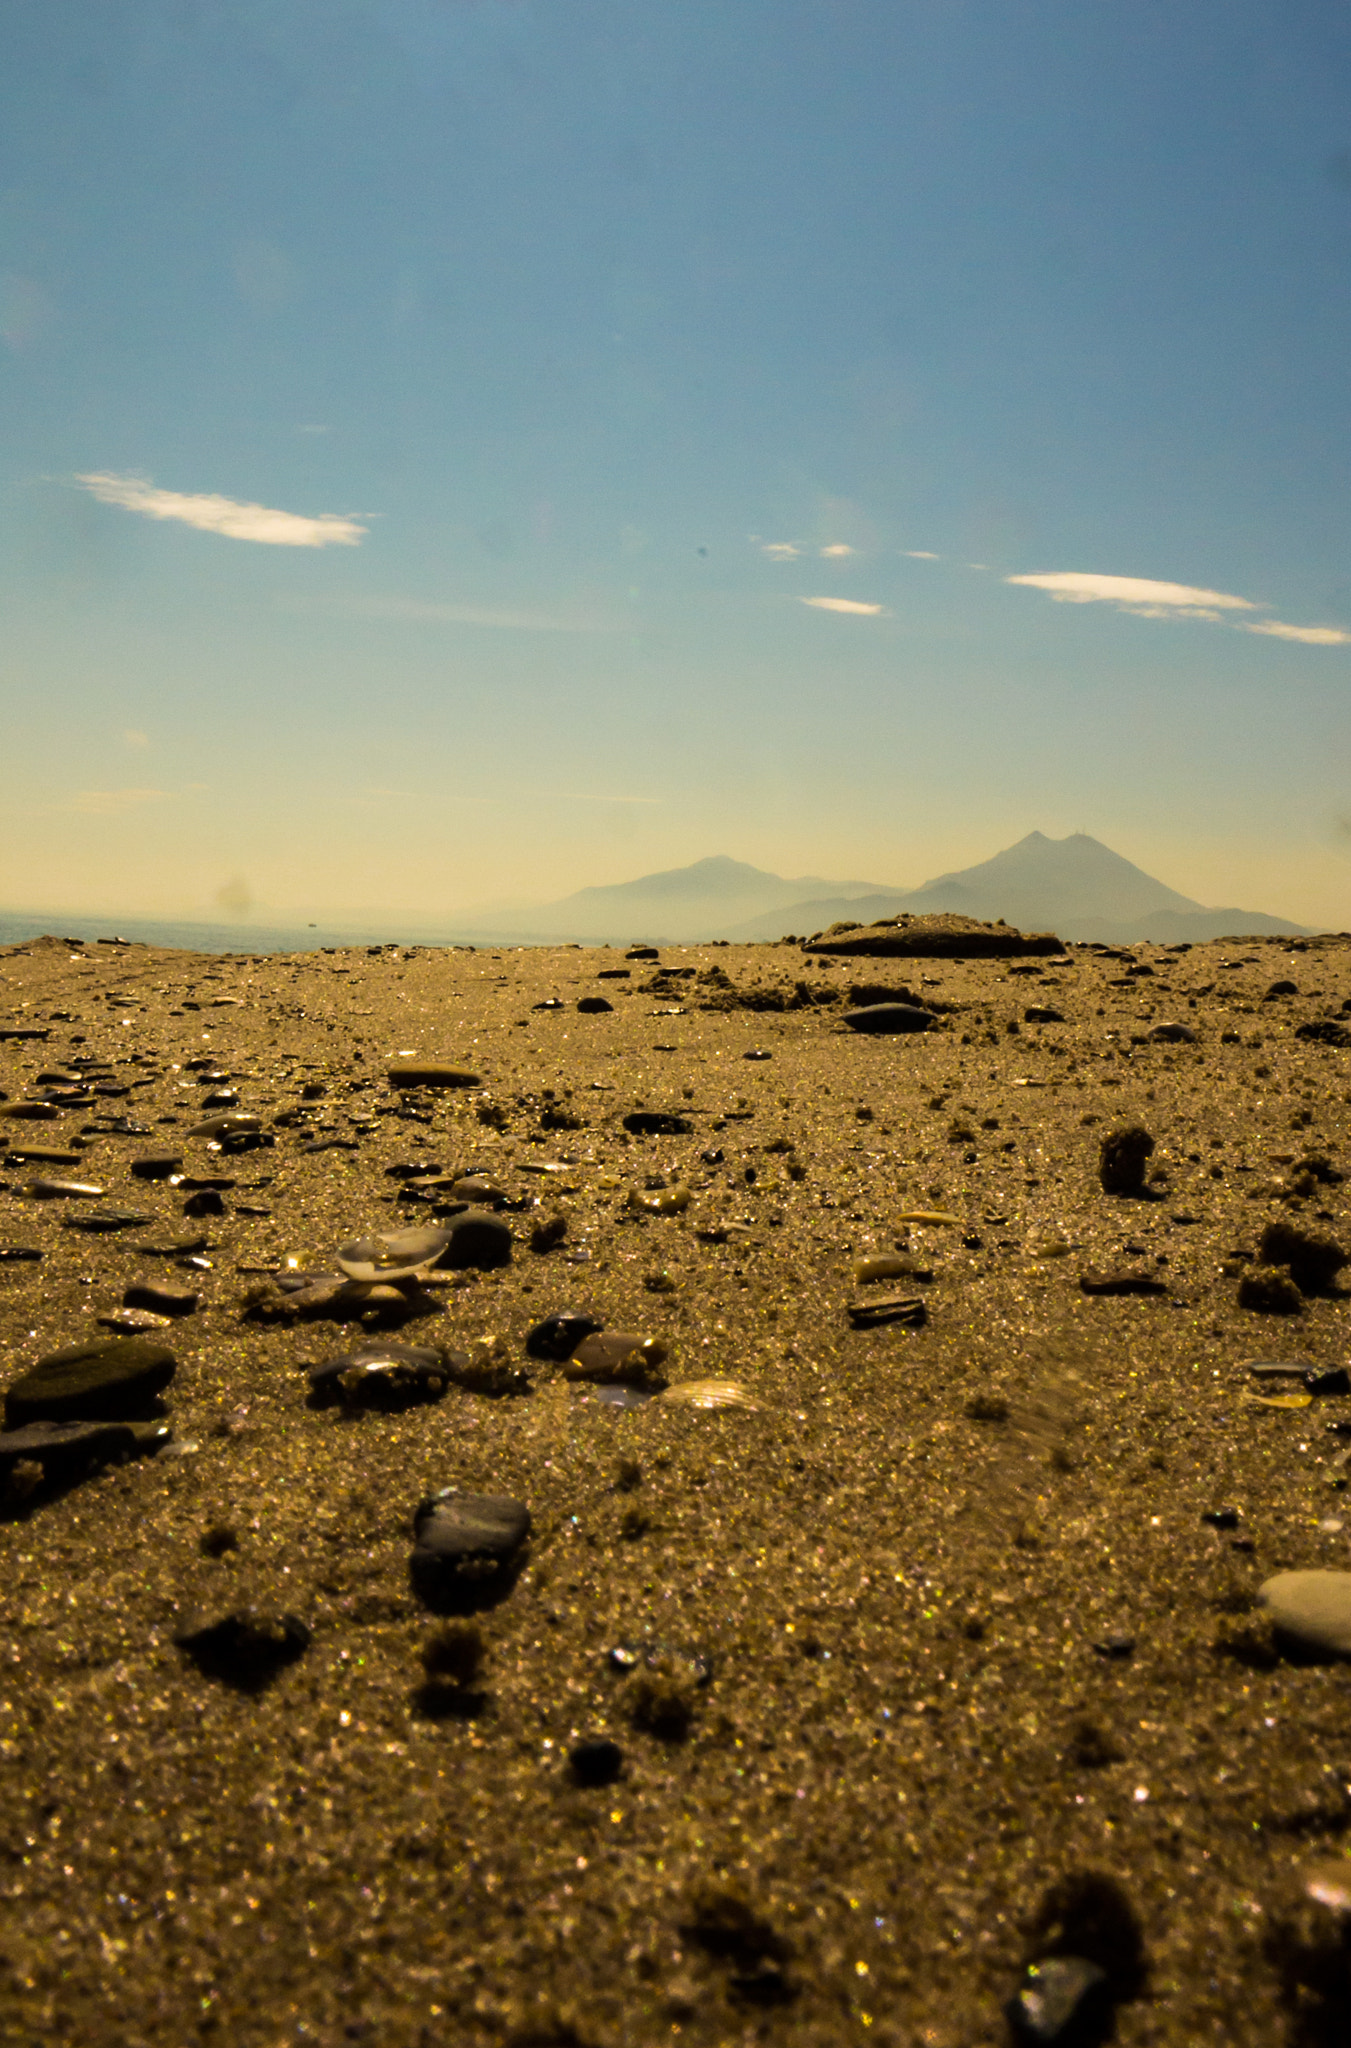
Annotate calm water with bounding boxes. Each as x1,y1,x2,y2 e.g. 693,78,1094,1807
0,910,467,956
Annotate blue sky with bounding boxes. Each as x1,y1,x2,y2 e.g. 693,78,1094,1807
3,0,1350,926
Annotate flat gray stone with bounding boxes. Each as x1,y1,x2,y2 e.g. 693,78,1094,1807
1258,1571,1351,1654
5,1338,176,1427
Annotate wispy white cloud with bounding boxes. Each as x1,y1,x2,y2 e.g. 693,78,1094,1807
903,549,940,560
1244,619,1351,646
75,472,367,548
69,787,167,816
288,593,615,633
761,542,801,560
800,596,889,616
819,543,854,557
1005,570,1257,618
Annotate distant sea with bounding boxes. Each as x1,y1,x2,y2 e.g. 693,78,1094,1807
0,910,481,955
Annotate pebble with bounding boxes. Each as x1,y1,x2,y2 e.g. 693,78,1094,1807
628,1185,691,1216
1078,1268,1168,1296
387,1061,481,1089
2,1146,83,1166
63,1208,153,1233
847,1294,927,1328
440,1208,513,1269
1098,1126,1154,1195
1238,1269,1305,1315
565,1332,670,1390
1148,1019,1197,1043
131,1154,183,1180
25,1178,104,1199
200,1087,239,1108
174,1610,310,1686
187,1113,262,1139
0,1417,142,1486
410,1491,530,1606
0,1248,43,1263
451,1175,505,1206
1257,1571,1351,1654
1006,1956,1110,2044
623,1110,692,1136
308,1341,450,1408
99,1308,173,1334
4,1338,176,1427
1257,1219,1347,1293
841,1002,934,1034
183,1190,225,1218
1302,1860,1351,1912
123,1283,200,1317
526,1310,605,1361
1024,1005,1065,1024
576,996,613,1014
0,1103,60,1121
853,1253,932,1284
569,1737,624,1786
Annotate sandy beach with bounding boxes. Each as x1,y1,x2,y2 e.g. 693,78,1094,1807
1,926,1350,2046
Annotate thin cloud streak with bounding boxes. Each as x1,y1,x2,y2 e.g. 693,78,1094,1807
1006,571,1258,616
819,543,854,557
800,595,889,616
903,549,940,559
1245,619,1351,645
761,542,801,560
75,473,367,547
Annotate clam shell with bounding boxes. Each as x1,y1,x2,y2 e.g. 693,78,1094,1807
659,1379,761,1412
335,1224,453,1283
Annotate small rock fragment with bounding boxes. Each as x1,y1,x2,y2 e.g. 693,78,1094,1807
123,1283,200,1317
4,1338,176,1427
847,1294,927,1328
1007,1957,1110,2045
308,1342,450,1409
628,1185,691,1216
841,1003,934,1034
387,1062,481,1089
1079,1268,1168,1297
410,1491,530,1609
622,1110,692,1136
131,1154,182,1180
1098,1126,1154,1196
569,1737,623,1785
1257,1570,1351,1655
1257,1218,1347,1294
526,1310,605,1361
1238,1268,1305,1315
565,1332,670,1390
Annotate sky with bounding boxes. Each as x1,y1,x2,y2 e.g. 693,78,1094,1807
3,0,1351,929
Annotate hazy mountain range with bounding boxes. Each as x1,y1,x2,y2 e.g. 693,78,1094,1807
458,833,1313,945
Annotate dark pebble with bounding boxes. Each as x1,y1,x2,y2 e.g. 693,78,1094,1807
123,1283,200,1318
4,1338,176,1427
62,1208,153,1233
0,1418,140,1484
569,1737,623,1786
841,1003,934,1034
131,1154,182,1180
1202,1508,1241,1530
0,1248,43,1264
411,1492,530,1608
1098,1125,1154,1196
440,1208,512,1269
528,1310,605,1359
623,1110,692,1136
1257,1218,1346,1293
576,996,614,1014
1079,1269,1168,1296
308,1342,450,1409
1024,1005,1065,1024
183,1190,226,1218
1308,1366,1351,1397
1092,1634,1136,1659
26,1179,104,1199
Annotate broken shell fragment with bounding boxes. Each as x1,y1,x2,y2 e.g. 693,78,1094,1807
847,1294,927,1329
187,1114,262,1140
659,1379,761,1412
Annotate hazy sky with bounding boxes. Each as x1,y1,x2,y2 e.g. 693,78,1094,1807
3,0,1351,927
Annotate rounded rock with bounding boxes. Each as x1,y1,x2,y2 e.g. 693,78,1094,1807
526,1310,605,1362
1257,1571,1351,1655
841,1003,934,1035
5,1338,176,1427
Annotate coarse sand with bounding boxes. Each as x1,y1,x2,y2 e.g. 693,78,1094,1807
1,929,1350,2046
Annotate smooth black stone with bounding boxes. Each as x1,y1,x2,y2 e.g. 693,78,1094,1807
308,1343,452,1409
1006,1956,1111,2046
411,1492,530,1609
0,1418,139,1480
0,1248,43,1263
841,1003,934,1035
123,1284,200,1318
1308,1366,1351,1397
184,1189,226,1218
569,1737,623,1786
526,1310,605,1361
1025,1005,1065,1024
1092,1635,1135,1659
1202,1508,1241,1530
131,1154,182,1180
623,1110,692,1135
61,1209,153,1233
576,996,614,1014
438,1208,512,1270
5,1338,176,1427
532,998,565,1011
174,1610,310,1687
